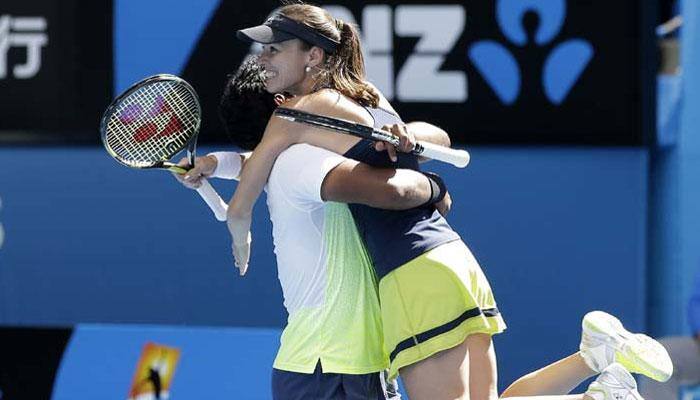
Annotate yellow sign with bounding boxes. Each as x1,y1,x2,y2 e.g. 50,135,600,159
127,342,180,400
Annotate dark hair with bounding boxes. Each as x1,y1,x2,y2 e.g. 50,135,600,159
278,4,380,107
218,58,278,150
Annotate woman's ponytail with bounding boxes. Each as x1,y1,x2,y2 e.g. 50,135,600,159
327,19,379,107
280,4,380,107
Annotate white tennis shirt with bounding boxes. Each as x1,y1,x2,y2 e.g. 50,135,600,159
265,144,387,374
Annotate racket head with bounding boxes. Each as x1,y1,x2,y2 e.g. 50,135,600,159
100,74,201,170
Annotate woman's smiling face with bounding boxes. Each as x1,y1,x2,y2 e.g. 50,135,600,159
258,40,311,95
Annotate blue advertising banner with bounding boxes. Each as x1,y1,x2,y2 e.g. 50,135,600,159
114,0,654,145
0,0,653,144
52,325,280,399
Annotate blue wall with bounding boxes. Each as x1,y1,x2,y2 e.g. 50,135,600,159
0,147,285,327
0,146,647,390
648,0,700,337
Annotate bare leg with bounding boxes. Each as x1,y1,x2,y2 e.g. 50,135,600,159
400,338,471,400
401,336,598,400
501,353,596,397
468,333,499,400
469,334,595,400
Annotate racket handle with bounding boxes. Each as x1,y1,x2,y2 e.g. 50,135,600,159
416,142,471,168
196,179,228,221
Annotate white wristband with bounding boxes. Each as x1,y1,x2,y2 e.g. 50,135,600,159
208,151,242,180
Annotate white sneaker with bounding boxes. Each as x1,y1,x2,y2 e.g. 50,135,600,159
585,363,644,400
580,311,673,382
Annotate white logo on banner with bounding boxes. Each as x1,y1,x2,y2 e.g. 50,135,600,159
326,5,467,102
0,15,48,79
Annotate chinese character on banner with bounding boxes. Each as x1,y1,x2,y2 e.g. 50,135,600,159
0,15,48,79
127,343,180,400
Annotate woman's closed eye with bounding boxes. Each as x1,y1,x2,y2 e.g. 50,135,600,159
263,45,279,55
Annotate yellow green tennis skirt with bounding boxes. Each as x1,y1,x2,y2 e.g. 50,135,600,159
379,239,506,379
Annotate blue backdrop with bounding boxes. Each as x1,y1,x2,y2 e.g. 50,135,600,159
0,146,648,393
648,0,700,337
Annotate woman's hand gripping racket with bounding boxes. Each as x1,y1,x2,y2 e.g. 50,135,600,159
100,74,228,221
273,107,470,168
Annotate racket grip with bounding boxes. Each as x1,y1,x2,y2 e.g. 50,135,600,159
417,142,471,168
196,179,228,221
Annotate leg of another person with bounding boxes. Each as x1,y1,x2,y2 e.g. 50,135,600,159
501,353,596,397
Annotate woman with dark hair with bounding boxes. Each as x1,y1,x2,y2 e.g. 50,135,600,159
218,57,279,151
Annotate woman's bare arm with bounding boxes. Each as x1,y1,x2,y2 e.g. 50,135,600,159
227,117,302,217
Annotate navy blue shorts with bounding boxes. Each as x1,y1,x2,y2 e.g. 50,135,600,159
272,362,400,400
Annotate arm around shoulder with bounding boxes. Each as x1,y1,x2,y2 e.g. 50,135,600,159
406,122,451,147
321,160,432,210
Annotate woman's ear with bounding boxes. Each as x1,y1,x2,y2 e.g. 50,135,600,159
274,93,286,106
306,46,325,68
273,93,294,106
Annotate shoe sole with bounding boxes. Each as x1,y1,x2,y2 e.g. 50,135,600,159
583,311,673,382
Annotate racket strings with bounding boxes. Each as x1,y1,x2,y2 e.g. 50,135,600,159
107,85,165,162
110,82,196,160
128,83,193,161
105,81,200,167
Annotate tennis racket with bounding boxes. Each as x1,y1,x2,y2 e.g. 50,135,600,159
273,107,470,168
100,74,228,221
